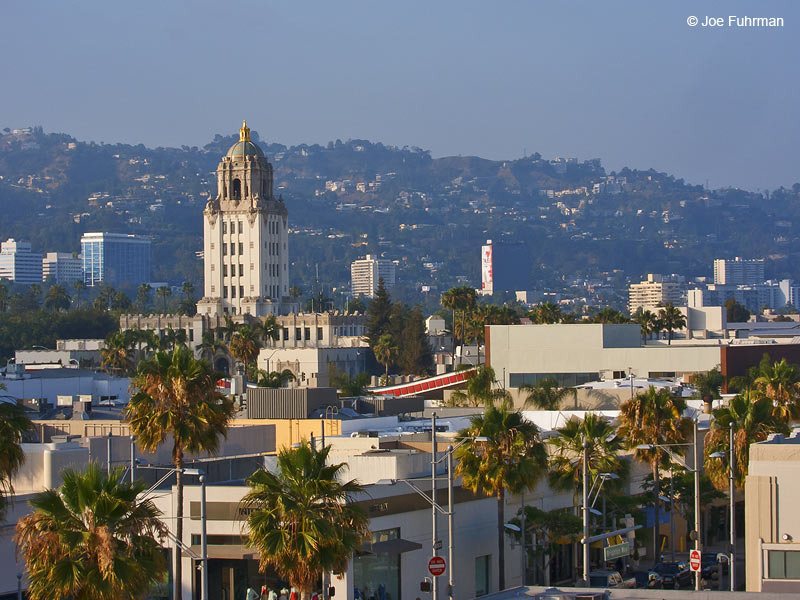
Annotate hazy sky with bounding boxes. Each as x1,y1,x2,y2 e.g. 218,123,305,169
2,0,798,190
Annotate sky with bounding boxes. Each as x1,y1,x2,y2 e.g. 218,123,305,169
1,0,798,191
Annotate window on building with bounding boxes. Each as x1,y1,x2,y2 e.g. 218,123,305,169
232,179,241,200
188,329,194,342
223,287,227,298
768,550,800,579
250,285,254,292
239,285,244,297
210,242,214,250
250,263,254,270
238,221,243,234
222,222,227,234
353,528,401,600
231,286,236,298
222,244,227,256
295,328,302,341
475,555,491,596
509,372,598,388
239,264,243,277
230,243,235,255
283,328,289,340
317,327,323,341
239,242,243,255
304,327,310,341
210,264,215,271
222,265,227,277
211,285,215,293
250,242,254,248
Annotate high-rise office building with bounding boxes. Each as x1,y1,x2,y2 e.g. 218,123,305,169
350,254,396,298
713,257,765,286
196,121,290,317
0,239,43,284
480,239,530,295
628,274,685,313
42,252,83,284
81,233,151,287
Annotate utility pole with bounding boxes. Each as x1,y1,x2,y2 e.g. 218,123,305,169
582,441,589,586
431,413,438,600
729,422,736,591
694,418,702,591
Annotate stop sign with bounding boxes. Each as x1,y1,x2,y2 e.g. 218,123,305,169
428,556,446,577
689,549,702,572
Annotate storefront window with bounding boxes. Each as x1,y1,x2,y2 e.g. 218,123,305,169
475,554,491,596
353,528,401,600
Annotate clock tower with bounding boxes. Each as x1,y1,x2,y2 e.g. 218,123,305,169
196,121,290,316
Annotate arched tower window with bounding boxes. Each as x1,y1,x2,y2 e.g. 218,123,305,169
232,179,241,201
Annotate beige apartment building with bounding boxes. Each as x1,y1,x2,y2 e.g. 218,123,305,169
627,273,684,313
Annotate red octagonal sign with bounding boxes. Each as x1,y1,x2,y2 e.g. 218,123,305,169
428,556,446,577
689,549,702,572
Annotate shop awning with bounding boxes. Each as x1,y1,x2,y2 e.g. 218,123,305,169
360,538,422,556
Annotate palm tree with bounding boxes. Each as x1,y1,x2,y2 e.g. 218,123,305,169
136,283,152,312
589,307,630,324
229,323,262,377
373,333,398,383
256,369,296,388
548,413,627,492
633,309,659,344
448,365,511,407
704,388,789,490
692,367,723,413
455,406,548,591
125,347,234,600
0,282,9,312
198,330,224,362
160,327,187,353
94,285,115,311
71,279,86,308
243,442,370,600
528,301,563,324
14,464,167,600
155,285,172,313
44,284,71,312
330,372,370,397
618,386,691,562
0,395,32,515
178,281,196,316
657,304,686,345
100,331,133,376
753,357,800,420
441,286,477,364
520,377,576,410
260,314,281,347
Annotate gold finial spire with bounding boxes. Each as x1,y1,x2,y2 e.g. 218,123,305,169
239,120,250,142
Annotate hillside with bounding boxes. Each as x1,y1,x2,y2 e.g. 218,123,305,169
1,126,799,310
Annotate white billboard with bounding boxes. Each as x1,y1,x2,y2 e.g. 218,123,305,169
481,244,493,292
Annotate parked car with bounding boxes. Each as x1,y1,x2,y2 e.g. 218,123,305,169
633,570,663,589
588,570,636,588
701,553,730,587
652,562,693,589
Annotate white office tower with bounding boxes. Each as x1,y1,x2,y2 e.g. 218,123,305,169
197,121,290,317
42,252,83,284
713,257,765,285
350,254,395,298
0,239,43,284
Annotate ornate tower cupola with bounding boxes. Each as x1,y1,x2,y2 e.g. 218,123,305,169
197,121,290,317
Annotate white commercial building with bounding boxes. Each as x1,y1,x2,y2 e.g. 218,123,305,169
714,257,765,286
350,254,396,298
42,251,83,284
0,238,43,284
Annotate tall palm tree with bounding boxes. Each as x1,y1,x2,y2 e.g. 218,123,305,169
548,413,627,492
15,464,167,600
448,365,511,407
618,386,691,562
520,377,576,410
704,388,789,490
455,406,548,591
657,304,686,345
633,308,659,344
692,367,723,413
441,286,477,364
155,286,172,313
94,285,115,311
373,333,398,382
229,323,262,377
590,307,630,324
256,369,296,388
198,330,224,362
243,442,370,600
0,395,32,516
753,357,800,420
160,327,187,353
44,284,71,312
136,283,152,312
125,347,234,600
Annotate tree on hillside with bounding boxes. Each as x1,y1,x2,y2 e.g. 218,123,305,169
44,285,71,312
365,278,392,348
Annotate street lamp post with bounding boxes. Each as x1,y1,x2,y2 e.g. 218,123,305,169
582,441,590,586
431,413,438,600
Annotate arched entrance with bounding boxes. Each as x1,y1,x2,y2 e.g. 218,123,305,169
215,356,230,376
